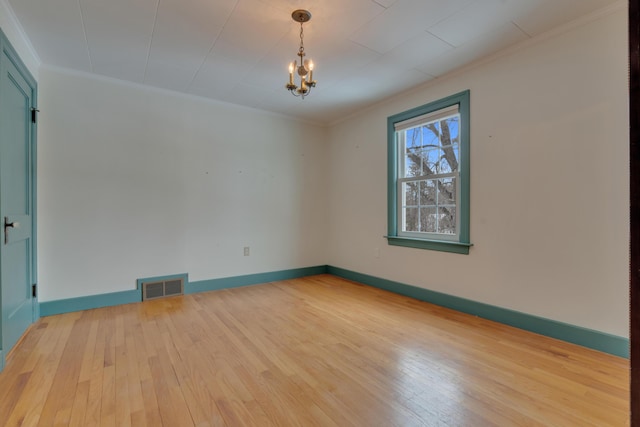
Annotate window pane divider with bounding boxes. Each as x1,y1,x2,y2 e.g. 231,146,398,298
398,173,457,182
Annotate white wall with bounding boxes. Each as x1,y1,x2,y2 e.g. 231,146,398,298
0,0,39,78
35,4,628,338
327,7,629,337
38,68,328,301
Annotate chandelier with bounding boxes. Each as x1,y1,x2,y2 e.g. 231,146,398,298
286,10,316,98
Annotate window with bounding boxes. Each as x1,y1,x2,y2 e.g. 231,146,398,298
387,90,471,254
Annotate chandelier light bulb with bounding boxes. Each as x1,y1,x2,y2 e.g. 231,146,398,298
288,62,294,85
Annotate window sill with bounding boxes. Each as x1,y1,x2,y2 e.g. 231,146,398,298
385,236,473,254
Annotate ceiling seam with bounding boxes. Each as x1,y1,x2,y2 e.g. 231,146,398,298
142,0,161,83
76,0,93,72
511,21,532,38
425,31,456,49
371,0,389,9
185,0,241,92
429,0,477,29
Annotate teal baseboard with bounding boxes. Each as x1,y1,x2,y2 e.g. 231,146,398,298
187,265,328,294
38,266,328,317
0,350,4,372
36,264,628,358
327,266,629,358
40,289,141,317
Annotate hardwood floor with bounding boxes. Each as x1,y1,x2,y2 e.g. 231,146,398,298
0,274,629,426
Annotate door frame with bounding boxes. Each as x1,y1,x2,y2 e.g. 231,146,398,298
0,28,38,372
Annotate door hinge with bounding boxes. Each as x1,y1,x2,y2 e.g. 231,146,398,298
32,283,37,298
31,108,39,124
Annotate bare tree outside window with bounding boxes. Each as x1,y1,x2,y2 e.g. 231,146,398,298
401,115,459,236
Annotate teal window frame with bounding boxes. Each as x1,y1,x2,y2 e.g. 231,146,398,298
386,90,472,254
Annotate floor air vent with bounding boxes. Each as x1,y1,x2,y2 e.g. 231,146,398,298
141,277,185,300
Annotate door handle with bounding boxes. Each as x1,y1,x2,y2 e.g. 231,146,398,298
4,216,19,244
5,217,19,229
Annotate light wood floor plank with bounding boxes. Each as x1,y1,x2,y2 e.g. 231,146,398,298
0,274,629,426
13,314,79,427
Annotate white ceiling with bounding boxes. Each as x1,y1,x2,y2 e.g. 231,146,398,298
8,0,618,125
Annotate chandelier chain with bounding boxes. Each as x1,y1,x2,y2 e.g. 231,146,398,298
298,23,305,57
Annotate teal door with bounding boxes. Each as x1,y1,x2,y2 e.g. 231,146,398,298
0,36,37,368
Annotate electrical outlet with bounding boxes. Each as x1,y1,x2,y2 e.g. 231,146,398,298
374,247,380,258
244,246,250,256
